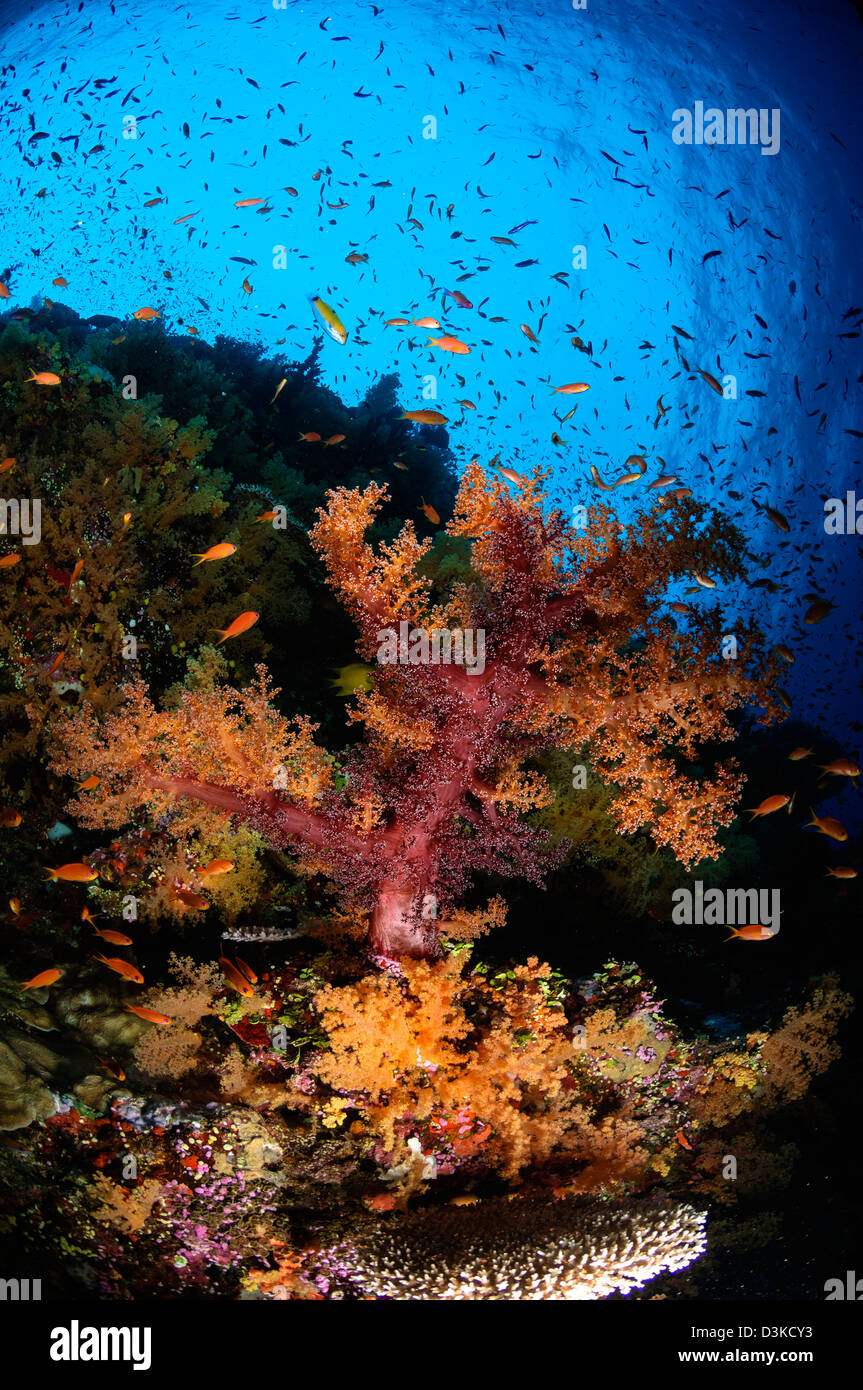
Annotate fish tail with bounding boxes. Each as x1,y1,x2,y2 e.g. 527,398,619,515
43,868,57,880
192,555,206,566
213,629,227,644
724,929,740,941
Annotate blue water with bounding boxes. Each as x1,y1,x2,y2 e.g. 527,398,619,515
2,0,861,744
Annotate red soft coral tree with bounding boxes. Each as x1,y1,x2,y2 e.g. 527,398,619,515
51,464,780,963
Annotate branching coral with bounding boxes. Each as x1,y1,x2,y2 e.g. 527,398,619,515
50,463,779,960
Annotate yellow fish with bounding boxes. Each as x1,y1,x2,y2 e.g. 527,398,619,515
307,294,348,344
331,663,373,697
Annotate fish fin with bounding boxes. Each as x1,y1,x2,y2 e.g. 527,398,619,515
724,930,739,941
42,869,57,880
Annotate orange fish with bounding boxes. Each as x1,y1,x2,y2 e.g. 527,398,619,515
175,889,210,910
765,505,790,533
323,434,345,446
444,289,473,309
747,794,791,818
80,907,101,924
192,542,237,566
0,457,15,472
697,367,723,396
9,898,21,915
20,968,63,990
285,186,299,197
234,955,257,984
47,652,66,677
26,370,61,386
242,278,253,295
94,954,145,984
196,859,235,877
97,1058,126,1080
589,465,614,493
44,862,98,883
675,1130,693,1150
173,212,197,224
428,335,471,355
298,433,321,443
726,924,778,941
77,775,100,791
214,611,259,644
0,554,21,569
498,466,524,486
143,197,164,207
52,276,68,288
93,927,134,946
419,498,441,525
345,252,368,265
133,306,160,321
805,810,848,842
788,747,812,761
125,1004,173,1025
0,280,10,298
256,509,279,522
235,198,267,208
826,866,858,880
456,399,476,410
0,808,22,827
520,324,539,343
413,317,440,329
805,600,834,625
219,957,255,997
402,409,448,425
647,475,678,489
68,559,84,587
551,382,590,395
385,317,410,326
819,758,859,778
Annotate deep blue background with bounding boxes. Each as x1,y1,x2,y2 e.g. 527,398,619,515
1,0,861,747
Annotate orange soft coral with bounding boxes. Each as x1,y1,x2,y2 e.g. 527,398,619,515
52,465,779,959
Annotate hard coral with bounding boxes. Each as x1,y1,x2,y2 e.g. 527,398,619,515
326,1194,708,1300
